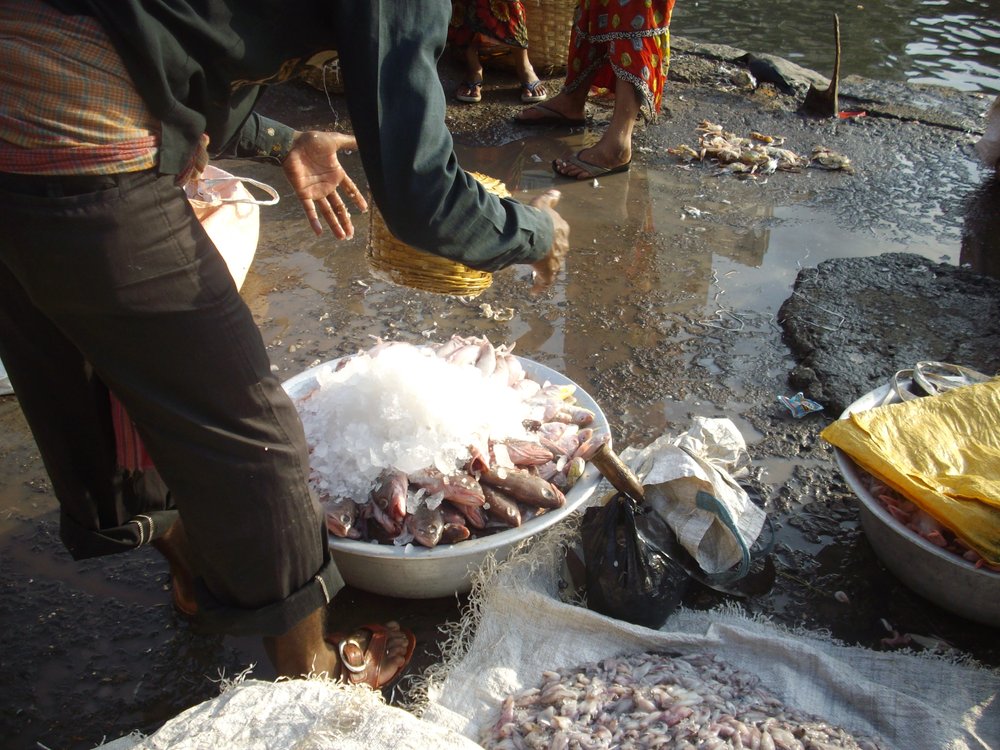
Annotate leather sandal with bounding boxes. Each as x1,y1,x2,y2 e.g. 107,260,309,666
326,623,416,690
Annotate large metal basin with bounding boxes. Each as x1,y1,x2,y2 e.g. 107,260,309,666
283,356,609,599
833,381,1000,626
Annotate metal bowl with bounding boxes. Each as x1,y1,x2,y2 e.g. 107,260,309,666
283,356,609,599
833,381,1000,626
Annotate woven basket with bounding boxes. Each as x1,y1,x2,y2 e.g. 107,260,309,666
483,0,578,76
366,172,511,297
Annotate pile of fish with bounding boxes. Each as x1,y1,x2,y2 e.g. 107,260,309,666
482,651,882,750
863,472,1000,572
295,336,606,548
668,120,855,177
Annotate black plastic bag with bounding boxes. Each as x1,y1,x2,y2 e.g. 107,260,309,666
581,492,691,628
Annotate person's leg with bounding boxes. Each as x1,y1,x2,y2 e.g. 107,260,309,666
511,46,546,101
553,77,640,178
264,609,412,680
0,169,412,683
516,80,589,122
0,172,177,559
456,39,484,101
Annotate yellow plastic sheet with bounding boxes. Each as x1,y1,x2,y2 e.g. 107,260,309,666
821,378,1000,565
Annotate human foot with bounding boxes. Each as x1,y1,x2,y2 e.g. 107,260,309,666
552,146,631,180
152,522,198,618
326,621,416,689
456,79,483,103
520,80,548,103
515,101,587,126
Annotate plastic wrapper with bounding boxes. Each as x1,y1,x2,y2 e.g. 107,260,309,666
821,376,1000,565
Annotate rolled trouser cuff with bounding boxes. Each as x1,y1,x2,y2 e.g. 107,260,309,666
192,554,346,637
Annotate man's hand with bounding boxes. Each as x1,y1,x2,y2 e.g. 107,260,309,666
282,131,368,239
528,190,570,294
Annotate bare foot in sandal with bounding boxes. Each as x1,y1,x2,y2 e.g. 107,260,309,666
553,144,631,180
326,621,416,690
516,91,588,125
265,610,416,690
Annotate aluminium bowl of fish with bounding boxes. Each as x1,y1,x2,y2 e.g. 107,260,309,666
282,338,610,599
833,379,1000,626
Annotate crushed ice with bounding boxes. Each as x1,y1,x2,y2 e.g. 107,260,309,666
297,344,533,502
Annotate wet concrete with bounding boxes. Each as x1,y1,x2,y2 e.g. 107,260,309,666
1,41,998,750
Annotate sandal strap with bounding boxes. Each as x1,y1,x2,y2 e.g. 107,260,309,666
337,638,368,674
333,624,389,687
522,80,543,93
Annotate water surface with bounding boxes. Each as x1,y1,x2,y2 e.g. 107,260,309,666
673,0,1000,95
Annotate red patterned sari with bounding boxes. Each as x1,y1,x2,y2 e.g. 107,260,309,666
564,0,676,118
449,0,530,50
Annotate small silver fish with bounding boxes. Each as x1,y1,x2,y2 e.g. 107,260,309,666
371,468,408,522
481,484,523,527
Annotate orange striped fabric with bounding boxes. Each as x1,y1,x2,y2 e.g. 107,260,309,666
0,0,159,175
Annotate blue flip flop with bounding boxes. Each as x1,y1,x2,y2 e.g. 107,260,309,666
456,80,483,103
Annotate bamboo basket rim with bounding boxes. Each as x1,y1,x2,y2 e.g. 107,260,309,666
365,172,511,297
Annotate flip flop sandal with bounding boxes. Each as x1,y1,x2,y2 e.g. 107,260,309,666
553,151,632,180
326,623,417,690
456,80,483,103
520,80,548,103
514,102,588,127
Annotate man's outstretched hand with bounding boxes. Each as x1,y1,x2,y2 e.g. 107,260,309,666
283,131,368,239
529,190,570,294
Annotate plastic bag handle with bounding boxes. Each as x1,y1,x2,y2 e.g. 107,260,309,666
196,176,280,206
693,489,752,580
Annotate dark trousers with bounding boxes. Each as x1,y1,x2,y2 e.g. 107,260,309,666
0,169,343,636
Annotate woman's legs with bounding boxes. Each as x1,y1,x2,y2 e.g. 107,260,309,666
0,169,412,685
456,40,485,101
553,76,640,178
516,79,591,121
511,46,547,101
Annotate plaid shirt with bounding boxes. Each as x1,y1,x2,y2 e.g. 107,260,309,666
0,0,159,175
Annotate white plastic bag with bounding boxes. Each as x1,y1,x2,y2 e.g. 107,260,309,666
627,417,767,575
0,356,12,396
184,164,279,290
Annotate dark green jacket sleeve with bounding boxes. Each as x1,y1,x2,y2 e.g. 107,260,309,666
331,0,554,272
230,113,297,164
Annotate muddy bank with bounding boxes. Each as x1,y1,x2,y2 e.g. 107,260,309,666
1,39,998,750
780,252,1000,414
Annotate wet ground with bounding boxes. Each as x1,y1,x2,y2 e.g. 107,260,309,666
1,42,998,750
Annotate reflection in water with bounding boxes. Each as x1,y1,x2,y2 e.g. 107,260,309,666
960,177,1000,279
456,136,781,382
674,0,1000,95
452,130,966,383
